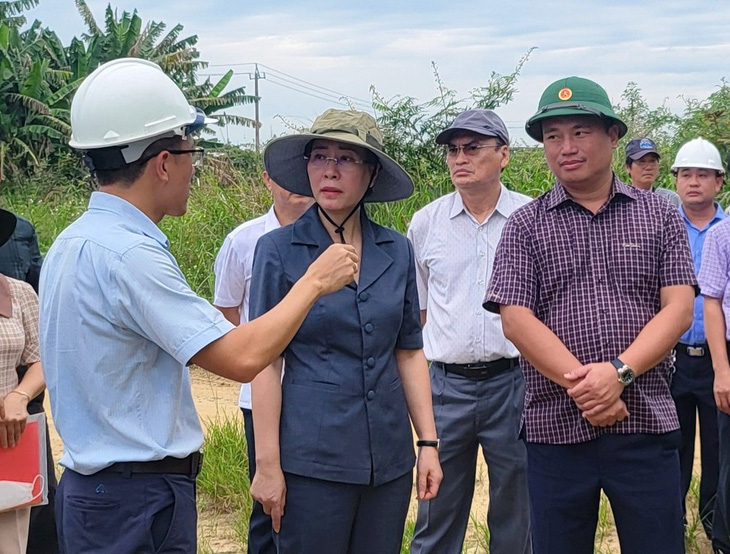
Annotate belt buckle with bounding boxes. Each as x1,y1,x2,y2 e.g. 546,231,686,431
469,368,490,380
687,346,705,357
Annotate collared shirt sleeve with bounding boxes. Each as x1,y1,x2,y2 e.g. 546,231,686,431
406,214,429,313
699,224,730,299
112,243,235,366
249,234,289,320
18,281,40,366
396,238,424,350
660,203,699,289
483,210,537,313
213,234,246,308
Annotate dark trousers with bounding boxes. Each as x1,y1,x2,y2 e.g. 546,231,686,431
276,471,412,554
712,342,730,553
527,432,684,554
241,407,276,554
56,468,197,554
671,345,719,539
715,411,730,552
17,365,60,554
411,362,531,554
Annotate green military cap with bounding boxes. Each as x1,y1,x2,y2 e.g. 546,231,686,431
525,76,627,142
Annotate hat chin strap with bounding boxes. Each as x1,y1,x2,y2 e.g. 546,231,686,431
316,171,377,244
317,197,364,245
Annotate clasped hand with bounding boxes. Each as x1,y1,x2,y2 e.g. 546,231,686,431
565,362,629,427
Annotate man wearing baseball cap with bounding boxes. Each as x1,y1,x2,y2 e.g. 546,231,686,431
485,77,696,554
408,109,532,554
625,137,681,207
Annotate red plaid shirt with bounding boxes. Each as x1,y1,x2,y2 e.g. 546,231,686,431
485,176,696,444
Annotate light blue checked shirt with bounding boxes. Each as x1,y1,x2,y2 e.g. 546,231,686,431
40,192,234,475
678,202,724,345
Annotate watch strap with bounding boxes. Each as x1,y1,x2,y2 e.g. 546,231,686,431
610,358,624,370
416,439,439,449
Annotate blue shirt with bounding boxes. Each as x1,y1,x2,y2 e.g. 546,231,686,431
679,202,725,345
40,192,234,475
249,205,423,486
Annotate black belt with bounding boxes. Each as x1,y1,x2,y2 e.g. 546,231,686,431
98,452,203,477
440,358,518,380
677,343,707,358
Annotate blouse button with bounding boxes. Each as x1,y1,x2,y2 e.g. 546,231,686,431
364,323,374,334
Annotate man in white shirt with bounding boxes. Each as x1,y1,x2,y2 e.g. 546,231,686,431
214,172,313,554
408,109,532,554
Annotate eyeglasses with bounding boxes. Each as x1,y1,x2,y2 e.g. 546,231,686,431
304,153,370,171
136,148,205,168
444,143,501,158
167,149,205,167
632,157,659,167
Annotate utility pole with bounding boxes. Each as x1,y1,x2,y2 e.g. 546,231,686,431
248,64,266,154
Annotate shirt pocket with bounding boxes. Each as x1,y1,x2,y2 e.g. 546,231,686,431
609,237,659,295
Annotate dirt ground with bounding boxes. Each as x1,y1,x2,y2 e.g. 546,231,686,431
45,368,712,553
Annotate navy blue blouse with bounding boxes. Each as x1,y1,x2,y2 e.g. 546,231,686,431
250,204,423,485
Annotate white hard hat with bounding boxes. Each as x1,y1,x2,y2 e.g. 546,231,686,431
69,58,214,168
671,137,725,175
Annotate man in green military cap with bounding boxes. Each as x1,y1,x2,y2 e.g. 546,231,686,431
484,76,696,553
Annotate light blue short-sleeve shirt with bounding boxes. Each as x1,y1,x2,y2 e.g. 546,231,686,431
40,192,235,475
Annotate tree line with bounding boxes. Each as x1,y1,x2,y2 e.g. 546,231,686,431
0,0,255,182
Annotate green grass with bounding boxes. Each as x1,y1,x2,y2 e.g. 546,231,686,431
197,414,252,514
196,413,253,553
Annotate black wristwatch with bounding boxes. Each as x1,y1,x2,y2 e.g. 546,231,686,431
610,358,636,386
416,439,440,450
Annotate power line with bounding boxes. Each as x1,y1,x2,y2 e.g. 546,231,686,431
197,67,372,109
266,77,356,106
266,73,370,109
203,62,372,106
208,62,257,67
259,63,372,105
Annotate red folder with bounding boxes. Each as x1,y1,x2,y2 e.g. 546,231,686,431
0,412,48,512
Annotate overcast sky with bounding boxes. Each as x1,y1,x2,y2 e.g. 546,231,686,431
25,0,730,146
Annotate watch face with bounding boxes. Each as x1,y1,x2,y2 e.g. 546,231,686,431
618,367,635,385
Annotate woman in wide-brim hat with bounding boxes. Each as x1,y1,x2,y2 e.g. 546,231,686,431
0,208,47,554
249,109,442,554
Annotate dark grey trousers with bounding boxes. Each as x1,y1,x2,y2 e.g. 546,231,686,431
411,362,532,554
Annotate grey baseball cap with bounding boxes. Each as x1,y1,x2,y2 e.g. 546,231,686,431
625,137,660,162
436,109,509,145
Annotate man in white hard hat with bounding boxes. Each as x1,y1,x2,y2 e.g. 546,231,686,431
39,58,358,554
671,137,725,544
625,137,681,207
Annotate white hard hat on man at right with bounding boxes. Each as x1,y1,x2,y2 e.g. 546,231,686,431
671,137,725,174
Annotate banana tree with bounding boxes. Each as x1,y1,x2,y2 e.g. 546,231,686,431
0,19,76,181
